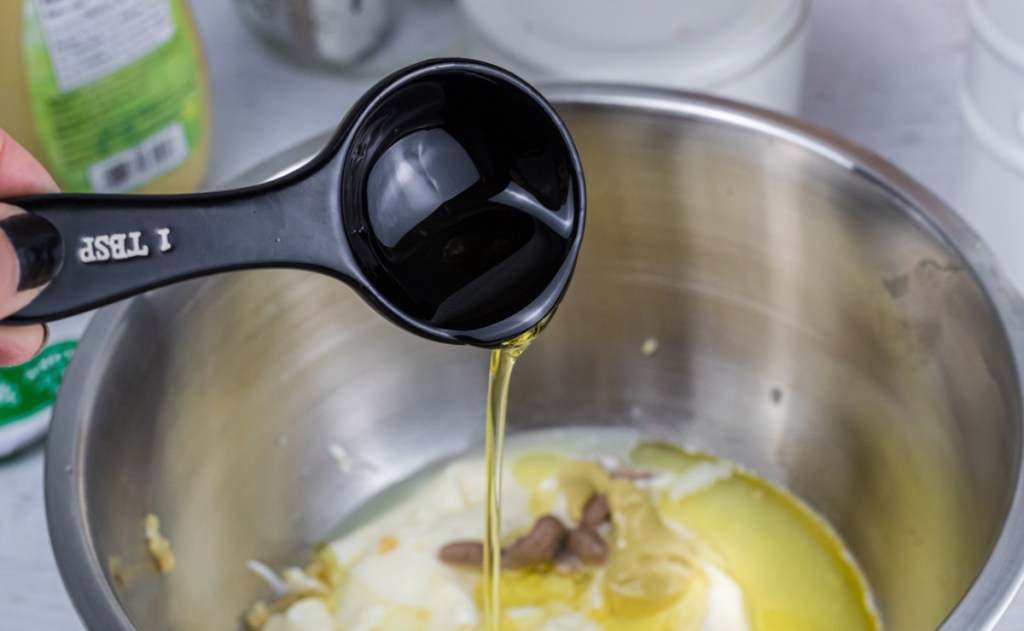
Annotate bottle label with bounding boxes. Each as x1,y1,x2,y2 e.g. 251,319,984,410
22,0,205,192
0,340,76,430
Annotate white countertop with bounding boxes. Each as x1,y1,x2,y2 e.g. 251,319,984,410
5,0,1024,629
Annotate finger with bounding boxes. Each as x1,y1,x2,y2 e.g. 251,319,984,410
0,128,59,197
0,323,46,367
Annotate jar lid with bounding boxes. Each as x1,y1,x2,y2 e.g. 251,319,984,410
460,0,810,87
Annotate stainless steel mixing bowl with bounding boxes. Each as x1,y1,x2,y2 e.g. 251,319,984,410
45,86,1024,630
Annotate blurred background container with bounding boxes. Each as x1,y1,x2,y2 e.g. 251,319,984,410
0,0,210,195
233,0,392,66
954,0,1024,289
232,0,465,74
230,0,811,114
460,0,811,114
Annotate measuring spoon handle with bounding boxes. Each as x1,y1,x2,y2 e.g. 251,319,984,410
1,175,346,324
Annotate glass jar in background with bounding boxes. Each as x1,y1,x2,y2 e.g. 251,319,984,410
0,0,211,195
232,0,465,76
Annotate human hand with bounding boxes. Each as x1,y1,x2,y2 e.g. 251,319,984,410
0,129,59,366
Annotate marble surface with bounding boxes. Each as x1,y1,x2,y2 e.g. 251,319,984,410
5,0,1024,629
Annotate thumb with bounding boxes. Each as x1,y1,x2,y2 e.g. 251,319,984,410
0,321,47,367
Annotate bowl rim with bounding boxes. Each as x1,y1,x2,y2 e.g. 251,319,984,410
45,84,1024,631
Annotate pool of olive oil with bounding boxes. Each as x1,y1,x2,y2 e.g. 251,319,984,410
257,419,884,630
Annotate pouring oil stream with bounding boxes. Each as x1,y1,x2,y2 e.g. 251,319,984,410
483,320,545,629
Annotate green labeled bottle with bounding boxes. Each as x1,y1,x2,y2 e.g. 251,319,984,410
0,0,211,194
0,0,211,456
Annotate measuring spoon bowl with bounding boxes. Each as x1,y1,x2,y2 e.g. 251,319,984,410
3,59,586,347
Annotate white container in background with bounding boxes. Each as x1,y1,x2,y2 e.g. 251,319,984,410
954,0,1024,289
458,0,811,114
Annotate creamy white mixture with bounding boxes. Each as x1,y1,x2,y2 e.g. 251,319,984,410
255,451,753,631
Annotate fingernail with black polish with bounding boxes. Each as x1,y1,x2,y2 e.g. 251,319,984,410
0,213,63,291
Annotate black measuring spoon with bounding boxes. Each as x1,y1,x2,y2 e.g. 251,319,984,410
0,59,586,347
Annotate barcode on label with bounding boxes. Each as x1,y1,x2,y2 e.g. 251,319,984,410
87,123,189,193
